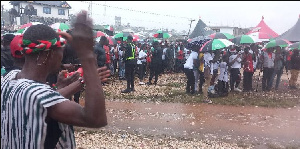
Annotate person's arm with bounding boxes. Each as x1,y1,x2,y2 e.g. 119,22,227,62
48,11,107,128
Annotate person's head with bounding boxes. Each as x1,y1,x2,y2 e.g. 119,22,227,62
293,49,299,55
99,36,108,46
2,34,15,47
22,24,66,74
127,35,133,43
152,41,159,48
275,46,281,54
266,47,274,53
244,47,250,54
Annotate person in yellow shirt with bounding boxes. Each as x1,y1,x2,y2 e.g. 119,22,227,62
198,52,205,94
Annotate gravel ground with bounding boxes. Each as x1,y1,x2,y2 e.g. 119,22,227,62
75,130,253,149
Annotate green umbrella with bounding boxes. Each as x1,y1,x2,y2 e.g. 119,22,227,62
200,39,234,52
232,35,255,45
114,32,132,41
265,39,291,49
289,42,300,50
209,33,234,39
153,30,170,39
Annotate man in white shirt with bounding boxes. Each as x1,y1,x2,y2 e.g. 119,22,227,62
229,47,242,92
137,46,147,85
162,44,168,74
184,48,198,94
217,55,229,96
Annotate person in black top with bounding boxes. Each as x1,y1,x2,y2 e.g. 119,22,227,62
121,35,137,93
94,36,107,68
147,41,163,85
1,34,15,72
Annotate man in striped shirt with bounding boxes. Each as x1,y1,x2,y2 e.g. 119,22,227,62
1,11,108,149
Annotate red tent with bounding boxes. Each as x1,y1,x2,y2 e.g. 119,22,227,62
247,16,279,39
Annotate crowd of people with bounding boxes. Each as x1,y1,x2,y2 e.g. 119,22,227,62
90,34,299,102
1,10,300,148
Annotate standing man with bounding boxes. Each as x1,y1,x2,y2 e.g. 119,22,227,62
147,41,163,85
121,35,137,93
94,36,107,68
261,47,275,91
242,47,254,92
289,49,300,89
229,47,242,92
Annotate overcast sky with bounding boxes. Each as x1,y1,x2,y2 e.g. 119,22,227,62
1,1,300,34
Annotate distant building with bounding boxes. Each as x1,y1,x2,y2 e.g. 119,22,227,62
9,1,71,25
115,16,121,26
209,25,252,36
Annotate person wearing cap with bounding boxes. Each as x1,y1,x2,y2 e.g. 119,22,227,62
121,35,137,93
1,33,15,72
229,46,242,92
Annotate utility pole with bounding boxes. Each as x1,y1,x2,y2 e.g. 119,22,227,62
103,1,106,24
1,5,4,28
187,19,195,39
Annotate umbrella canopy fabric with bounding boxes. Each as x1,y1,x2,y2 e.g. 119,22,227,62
114,32,132,41
265,39,292,49
289,42,300,50
104,25,114,31
20,22,42,29
17,22,43,34
247,32,272,43
232,35,255,45
209,33,234,39
133,35,139,42
200,39,234,52
153,30,170,39
95,35,117,45
189,35,212,43
95,31,106,37
50,23,70,32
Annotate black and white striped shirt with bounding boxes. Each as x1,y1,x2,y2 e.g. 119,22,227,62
1,70,76,149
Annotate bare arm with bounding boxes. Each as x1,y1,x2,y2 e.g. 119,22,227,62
47,11,107,128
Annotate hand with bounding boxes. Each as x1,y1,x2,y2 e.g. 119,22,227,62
97,66,111,83
56,70,80,89
71,10,94,57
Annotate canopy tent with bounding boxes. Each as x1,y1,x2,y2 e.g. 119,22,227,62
189,18,215,39
276,15,300,42
246,16,278,40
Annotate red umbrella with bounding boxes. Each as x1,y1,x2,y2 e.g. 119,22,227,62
96,31,106,37
133,35,139,42
107,36,117,45
199,40,210,52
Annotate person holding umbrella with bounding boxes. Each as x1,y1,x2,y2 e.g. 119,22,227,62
260,47,275,91
147,41,163,86
269,46,285,90
242,46,254,92
121,35,137,93
229,46,242,92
